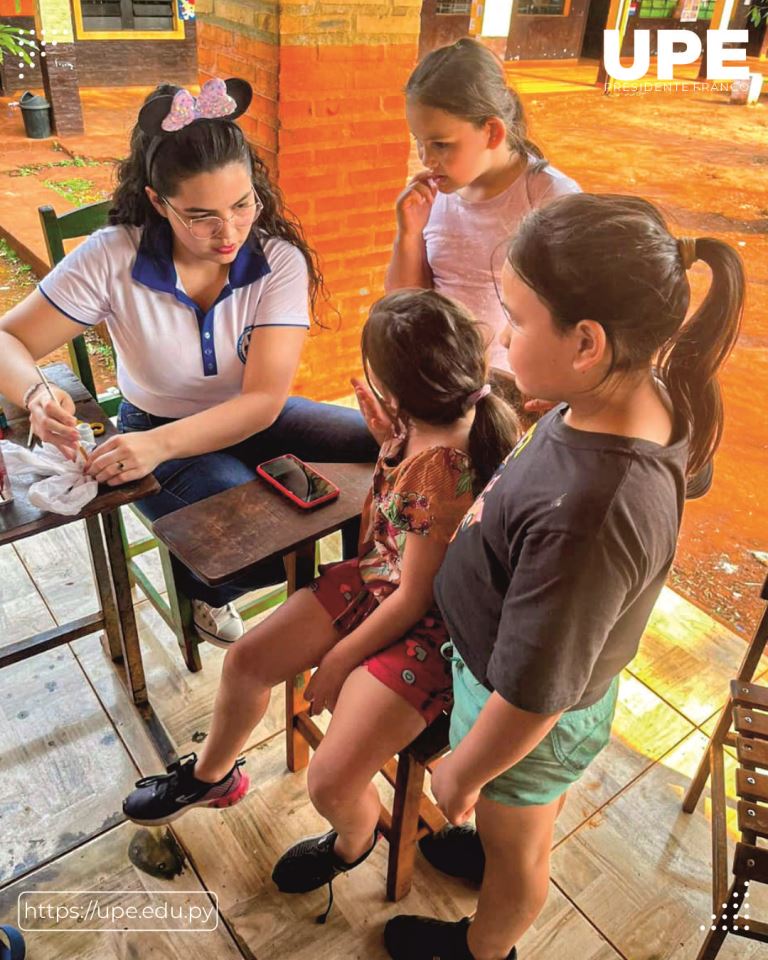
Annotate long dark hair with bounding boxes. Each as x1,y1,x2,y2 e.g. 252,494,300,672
361,290,520,490
109,83,326,318
406,37,544,163
508,193,744,476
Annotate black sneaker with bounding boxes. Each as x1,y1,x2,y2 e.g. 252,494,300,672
384,915,516,960
418,824,485,884
122,753,249,826
272,829,377,923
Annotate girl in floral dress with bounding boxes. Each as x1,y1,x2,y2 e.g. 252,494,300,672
123,289,518,916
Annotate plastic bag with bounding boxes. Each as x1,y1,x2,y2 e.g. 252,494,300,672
0,440,98,516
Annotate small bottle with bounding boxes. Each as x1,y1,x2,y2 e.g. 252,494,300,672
76,422,96,450
0,445,13,505
75,422,96,465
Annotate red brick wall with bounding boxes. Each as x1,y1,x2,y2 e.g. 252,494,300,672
195,1,421,402
279,43,415,400
196,18,278,174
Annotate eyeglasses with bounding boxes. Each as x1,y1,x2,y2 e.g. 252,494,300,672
162,188,264,240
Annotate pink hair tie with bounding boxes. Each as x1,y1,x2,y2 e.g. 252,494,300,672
467,384,491,406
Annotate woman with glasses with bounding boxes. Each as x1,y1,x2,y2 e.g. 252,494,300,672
0,78,378,646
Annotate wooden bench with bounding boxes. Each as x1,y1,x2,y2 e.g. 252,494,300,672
684,574,768,959
153,461,452,900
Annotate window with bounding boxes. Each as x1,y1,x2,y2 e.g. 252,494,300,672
637,0,678,16
435,0,472,13
697,0,716,19
515,0,569,14
73,0,185,39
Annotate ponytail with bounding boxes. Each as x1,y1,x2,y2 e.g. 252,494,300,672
657,237,744,476
468,390,520,492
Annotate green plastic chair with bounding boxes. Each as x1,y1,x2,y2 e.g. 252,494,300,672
38,200,288,672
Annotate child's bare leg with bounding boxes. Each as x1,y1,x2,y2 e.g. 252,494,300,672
307,667,426,863
468,793,560,960
195,589,340,782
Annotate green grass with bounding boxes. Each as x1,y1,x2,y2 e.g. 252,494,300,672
0,237,34,282
12,157,109,178
42,177,109,207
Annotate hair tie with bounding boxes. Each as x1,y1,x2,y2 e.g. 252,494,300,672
467,384,491,406
678,236,698,271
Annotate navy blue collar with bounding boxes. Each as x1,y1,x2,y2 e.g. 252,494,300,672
131,220,271,295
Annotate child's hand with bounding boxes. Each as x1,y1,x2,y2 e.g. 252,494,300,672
351,377,393,447
395,171,438,237
305,650,354,717
431,756,481,826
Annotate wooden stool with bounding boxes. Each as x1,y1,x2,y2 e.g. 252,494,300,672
683,574,768,959
286,623,450,901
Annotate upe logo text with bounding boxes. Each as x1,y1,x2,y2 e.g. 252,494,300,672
604,29,750,81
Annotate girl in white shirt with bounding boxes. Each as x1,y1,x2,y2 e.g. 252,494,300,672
386,38,580,370
0,78,377,644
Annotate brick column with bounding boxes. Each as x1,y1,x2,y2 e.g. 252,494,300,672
34,0,84,136
195,0,279,173
196,1,420,401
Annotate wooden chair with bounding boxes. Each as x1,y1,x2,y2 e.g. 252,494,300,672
38,201,287,673
684,574,768,958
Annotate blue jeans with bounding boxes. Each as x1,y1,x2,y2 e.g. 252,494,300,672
118,397,378,606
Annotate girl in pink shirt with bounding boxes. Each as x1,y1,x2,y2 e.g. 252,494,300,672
386,38,579,370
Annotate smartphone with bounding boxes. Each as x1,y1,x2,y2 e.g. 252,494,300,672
256,454,340,509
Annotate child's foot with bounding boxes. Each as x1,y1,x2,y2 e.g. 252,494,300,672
272,829,377,922
418,824,485,884
122,753,249,826
272,829,377,893
384,915,517,960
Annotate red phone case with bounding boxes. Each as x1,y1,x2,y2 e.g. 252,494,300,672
256,454,340,510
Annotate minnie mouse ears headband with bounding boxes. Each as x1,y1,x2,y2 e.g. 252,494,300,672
140,77,252,186
138,77,252,136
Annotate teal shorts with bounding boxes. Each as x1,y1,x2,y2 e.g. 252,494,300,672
449,651,619,807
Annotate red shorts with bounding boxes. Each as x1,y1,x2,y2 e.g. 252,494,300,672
309,558,453,725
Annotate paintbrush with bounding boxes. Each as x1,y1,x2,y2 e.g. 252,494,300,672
27,367,85,460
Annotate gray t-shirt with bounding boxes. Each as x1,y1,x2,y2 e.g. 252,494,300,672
434,405,689,714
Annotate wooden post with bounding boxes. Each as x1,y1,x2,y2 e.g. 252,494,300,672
284,542,317,773
34,0,84,136
596,0,633,92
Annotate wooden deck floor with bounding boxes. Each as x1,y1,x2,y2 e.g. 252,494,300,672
0,511,764,959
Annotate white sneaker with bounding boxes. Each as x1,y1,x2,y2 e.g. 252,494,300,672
191,600,245,647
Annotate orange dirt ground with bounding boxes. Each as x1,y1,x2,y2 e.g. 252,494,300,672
0,65,766,637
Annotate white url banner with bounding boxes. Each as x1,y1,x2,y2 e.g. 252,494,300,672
18,890,219,933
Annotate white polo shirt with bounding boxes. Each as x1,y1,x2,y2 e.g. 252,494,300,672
39,222,310,418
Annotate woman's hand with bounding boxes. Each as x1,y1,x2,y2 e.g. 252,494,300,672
305,649,355,717
351,377,394,447
431,755,481,826
395,171,438,237
27,385,79,460
85,430,167,486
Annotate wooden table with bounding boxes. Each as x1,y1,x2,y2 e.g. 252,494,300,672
0,363,174,760
153,460,374,767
